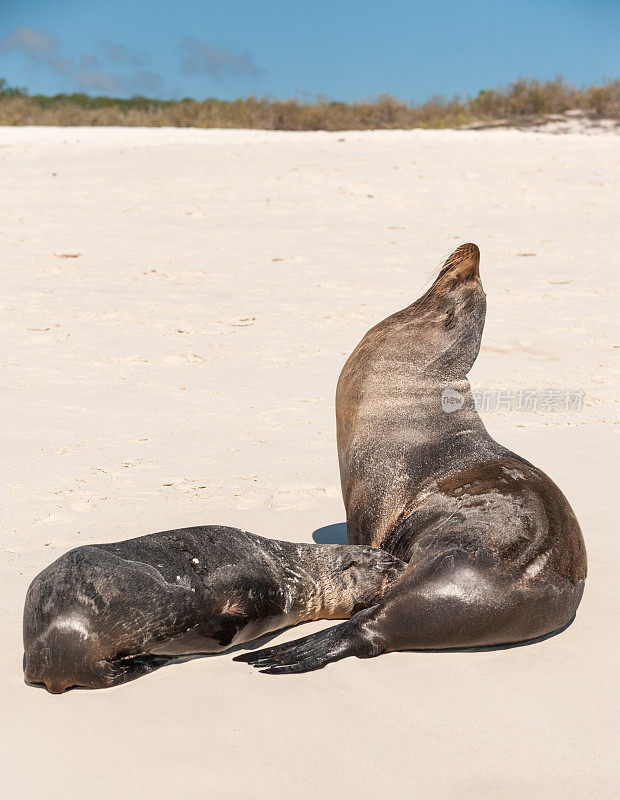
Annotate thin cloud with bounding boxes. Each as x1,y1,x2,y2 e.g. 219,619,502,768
179,38,261,79
47,56,74,76
0,25,164,96
120,70,164,97
100,40,145,68
0,25,57,59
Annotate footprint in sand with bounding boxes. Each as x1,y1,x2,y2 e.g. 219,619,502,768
231,490,268,510
268,485,341,510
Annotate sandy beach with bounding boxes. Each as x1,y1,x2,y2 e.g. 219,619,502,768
1,125,618,798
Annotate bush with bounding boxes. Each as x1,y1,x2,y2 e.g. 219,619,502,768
1,77,618,129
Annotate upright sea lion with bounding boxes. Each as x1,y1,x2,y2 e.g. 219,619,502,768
236,243,587,673
23,526,405,692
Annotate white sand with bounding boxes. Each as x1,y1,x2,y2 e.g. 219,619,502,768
1,126,618,799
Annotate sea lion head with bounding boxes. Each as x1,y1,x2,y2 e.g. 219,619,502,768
408,242,486,378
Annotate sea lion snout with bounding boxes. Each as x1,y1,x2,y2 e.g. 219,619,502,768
24,627,87,693
436,243,480,283
452,242,480,270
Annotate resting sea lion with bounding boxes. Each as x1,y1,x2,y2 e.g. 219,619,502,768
235,243,587,673
23,527,404,692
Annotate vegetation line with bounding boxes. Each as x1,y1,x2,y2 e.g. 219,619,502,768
1,77,618,129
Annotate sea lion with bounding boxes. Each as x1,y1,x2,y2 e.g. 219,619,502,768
235,243,587,673
23,526,405,692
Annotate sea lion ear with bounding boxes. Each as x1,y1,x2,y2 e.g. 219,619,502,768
437,242,480,281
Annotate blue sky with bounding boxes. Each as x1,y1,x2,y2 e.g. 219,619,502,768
0,0,617,101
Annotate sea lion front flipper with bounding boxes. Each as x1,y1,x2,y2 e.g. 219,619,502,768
100,653,174,688
233,606,383,674
149,612,247,656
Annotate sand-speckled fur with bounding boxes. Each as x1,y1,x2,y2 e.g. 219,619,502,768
23,526,405,692
237,244,587,674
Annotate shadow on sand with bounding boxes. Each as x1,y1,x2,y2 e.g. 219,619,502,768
312,522,348,544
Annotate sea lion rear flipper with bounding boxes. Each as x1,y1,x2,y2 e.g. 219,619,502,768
233,606,383,674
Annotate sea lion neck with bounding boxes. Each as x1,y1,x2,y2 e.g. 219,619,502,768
361,373,487,442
